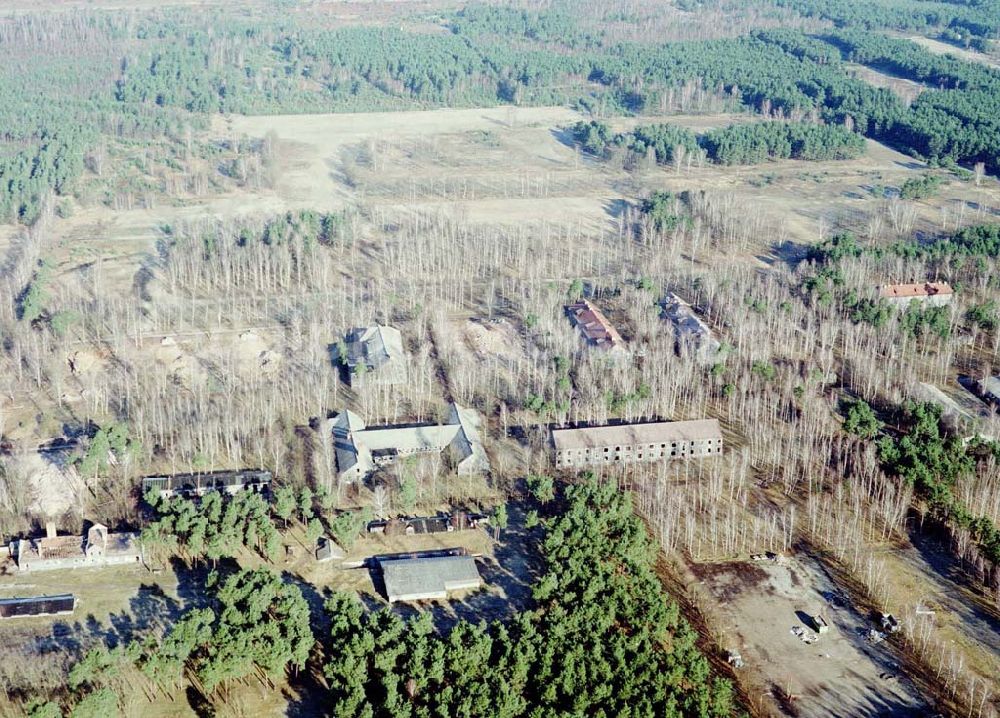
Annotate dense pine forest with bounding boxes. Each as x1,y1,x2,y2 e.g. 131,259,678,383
4,0,1000,225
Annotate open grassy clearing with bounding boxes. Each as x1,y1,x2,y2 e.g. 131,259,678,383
903,35,1000,71
845,63,926,104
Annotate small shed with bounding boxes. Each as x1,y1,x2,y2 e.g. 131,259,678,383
379,555,483,603
812,614,830,634
0,594,77,619
315,536,346,562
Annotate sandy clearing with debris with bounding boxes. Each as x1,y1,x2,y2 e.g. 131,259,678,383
10,451,86,519
692,554,925,717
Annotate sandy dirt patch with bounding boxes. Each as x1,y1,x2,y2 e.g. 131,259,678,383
8,451,87,519
903,35,1000,70
846,63,926,104
461,319,527,362
692,554,926,717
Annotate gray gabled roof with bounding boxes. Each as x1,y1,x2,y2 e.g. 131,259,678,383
345,325,405,370
332,403,489,481
380,555,482,602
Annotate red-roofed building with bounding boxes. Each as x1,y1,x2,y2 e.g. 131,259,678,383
566,300,625,350
878,282,953,307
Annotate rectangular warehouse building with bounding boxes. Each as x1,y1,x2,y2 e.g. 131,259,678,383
0,594,77,619
553,418,723,469
379,555,483,603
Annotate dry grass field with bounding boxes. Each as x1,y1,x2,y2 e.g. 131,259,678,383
903,35,1000,70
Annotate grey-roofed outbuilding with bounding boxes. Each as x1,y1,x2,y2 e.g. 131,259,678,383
315,536,345,562
982,376,1000,404
379,555,483,603
344,325,408,388
0,594,77,619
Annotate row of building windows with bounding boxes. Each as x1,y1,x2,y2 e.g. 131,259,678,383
555,440,723,467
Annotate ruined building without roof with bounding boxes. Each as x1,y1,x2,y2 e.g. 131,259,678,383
11,522,141,572
142,469,272,500
344,325,409,387
553,418,723,469
332,402,490,482
661,292,722,364
566,300,625,351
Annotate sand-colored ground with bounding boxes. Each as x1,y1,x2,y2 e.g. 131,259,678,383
5,451,86,518
461,319,527,362
218,106,582,211
846,63,926,103
691,554,926,717
904,35,1000,70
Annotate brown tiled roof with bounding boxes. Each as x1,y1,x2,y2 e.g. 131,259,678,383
18,536,84,561
878,282,953,299
552,419,722,451
566,300,624,348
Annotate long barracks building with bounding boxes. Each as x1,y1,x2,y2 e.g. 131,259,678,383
552,418,723,468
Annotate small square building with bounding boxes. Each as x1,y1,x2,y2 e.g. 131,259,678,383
344,325,409,388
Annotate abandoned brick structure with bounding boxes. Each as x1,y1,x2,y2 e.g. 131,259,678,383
552,418,723,468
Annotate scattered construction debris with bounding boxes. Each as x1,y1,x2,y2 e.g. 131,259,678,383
791,625,819,644
726,651,744,669
879,612,901,634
